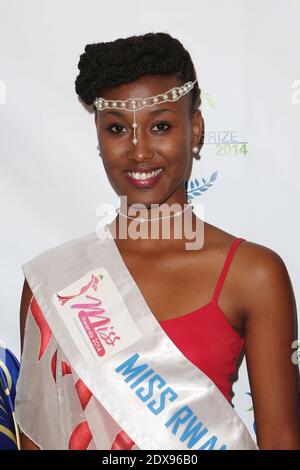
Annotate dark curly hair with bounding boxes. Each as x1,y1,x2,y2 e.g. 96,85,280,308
75,32,201,115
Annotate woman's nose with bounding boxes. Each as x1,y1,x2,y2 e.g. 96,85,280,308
127,130,155,162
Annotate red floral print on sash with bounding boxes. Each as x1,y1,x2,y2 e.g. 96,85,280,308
51,355,92,409
30,296,52,361
51,350,72,382
111,430,135,450
69,421,93,450
51,350,57,381
31,287,134,450
75,379,92,410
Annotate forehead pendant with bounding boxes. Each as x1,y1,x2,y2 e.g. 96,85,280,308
94,79,197,145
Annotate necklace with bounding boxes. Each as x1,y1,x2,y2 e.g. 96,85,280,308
115,201,193,223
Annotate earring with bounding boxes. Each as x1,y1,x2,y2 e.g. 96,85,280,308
97,144,102,158
192,146,202,160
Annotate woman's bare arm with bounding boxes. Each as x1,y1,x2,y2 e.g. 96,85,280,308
19,278,41,450
242,243,300,449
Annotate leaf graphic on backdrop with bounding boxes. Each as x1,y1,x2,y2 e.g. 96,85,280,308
201,89,217,109
187,171,218,199
210,171,218,182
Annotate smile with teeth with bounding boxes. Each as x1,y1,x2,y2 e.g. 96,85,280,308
126,168,163,180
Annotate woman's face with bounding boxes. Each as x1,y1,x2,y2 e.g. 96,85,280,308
95,74,202,208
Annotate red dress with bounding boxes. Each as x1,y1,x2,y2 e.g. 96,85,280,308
159,237,245,403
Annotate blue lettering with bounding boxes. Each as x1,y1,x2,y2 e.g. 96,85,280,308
148,388,178,415
115,355,228,450
115,353,149,383
130,369,154,389
197,435,218,450
179,416,208,449
136,374,165,402
165,405,193,434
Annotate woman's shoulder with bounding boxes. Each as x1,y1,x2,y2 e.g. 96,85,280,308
233,236,288,286
205,221,287,271
205,223,295,331
205,222,291,303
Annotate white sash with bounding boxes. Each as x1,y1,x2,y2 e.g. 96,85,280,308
15,225,258,450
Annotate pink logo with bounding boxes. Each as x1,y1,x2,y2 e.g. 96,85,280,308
56,274,99,306
56,274,121,357
74,295,121,356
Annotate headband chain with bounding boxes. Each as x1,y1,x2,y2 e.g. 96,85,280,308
94,79,197,145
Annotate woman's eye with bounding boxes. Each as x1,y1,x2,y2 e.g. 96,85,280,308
152,121,171,132
107,123,127,134
106,121,171,135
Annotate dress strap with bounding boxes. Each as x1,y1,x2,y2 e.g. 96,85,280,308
212,237,246,303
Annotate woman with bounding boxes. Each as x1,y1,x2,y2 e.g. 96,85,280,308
16,32,300,450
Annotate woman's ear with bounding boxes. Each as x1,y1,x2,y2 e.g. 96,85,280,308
199,114,205,152
192,109,204,150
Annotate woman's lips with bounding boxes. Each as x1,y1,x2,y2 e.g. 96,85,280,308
124,169,164,188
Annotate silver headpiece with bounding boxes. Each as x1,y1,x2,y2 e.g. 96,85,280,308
94,79,197,145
